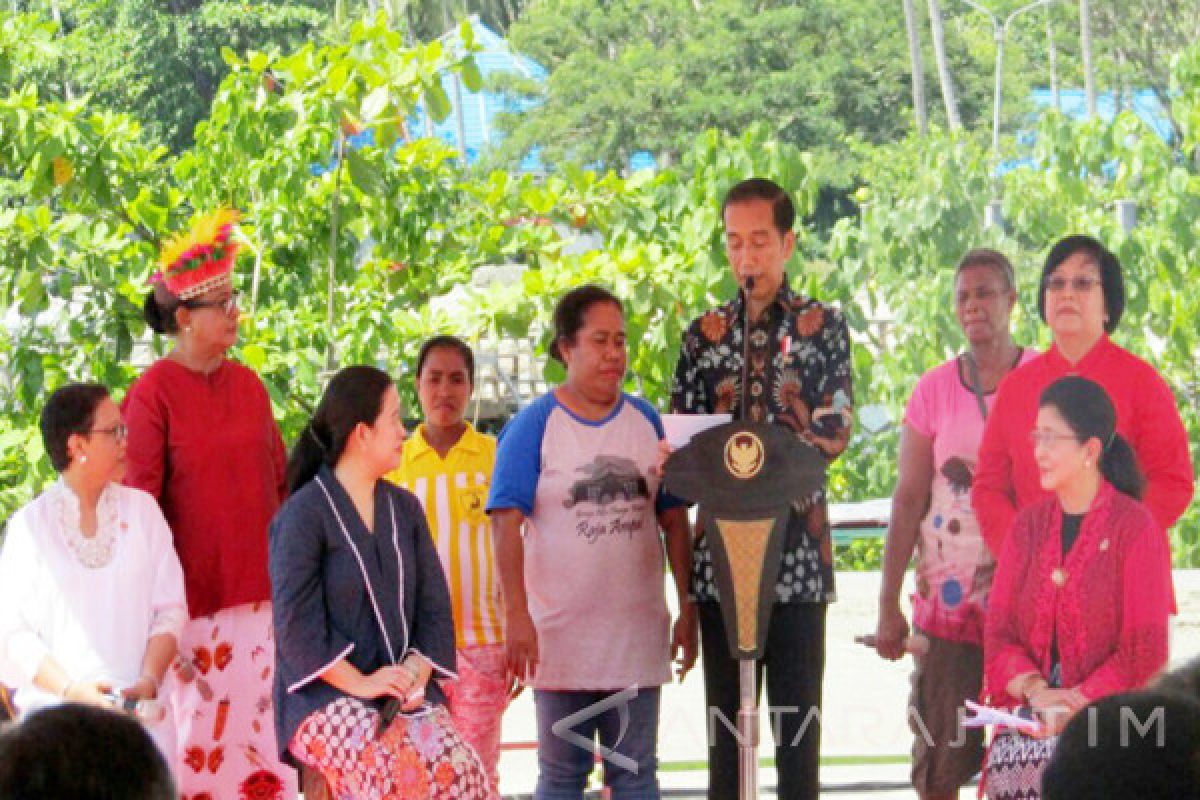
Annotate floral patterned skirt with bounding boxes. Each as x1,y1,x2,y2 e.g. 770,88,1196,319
170,602,296,800
291,697,495,800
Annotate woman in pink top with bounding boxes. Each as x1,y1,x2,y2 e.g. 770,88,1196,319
874,249,1033,800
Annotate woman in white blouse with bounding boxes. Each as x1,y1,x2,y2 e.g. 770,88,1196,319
0,383,187,760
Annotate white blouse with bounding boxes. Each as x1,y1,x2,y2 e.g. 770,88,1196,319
0,480,187,713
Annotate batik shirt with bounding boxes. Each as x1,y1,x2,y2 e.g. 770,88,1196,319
671,281,853,604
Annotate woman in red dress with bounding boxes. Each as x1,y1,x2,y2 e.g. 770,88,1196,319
123,210,296,799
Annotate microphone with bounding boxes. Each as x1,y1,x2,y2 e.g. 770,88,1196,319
740,276,755,421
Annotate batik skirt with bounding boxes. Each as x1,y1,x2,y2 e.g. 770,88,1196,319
291,696,494,800
984,728,1058,800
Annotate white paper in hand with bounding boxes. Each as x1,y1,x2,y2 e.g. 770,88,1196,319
661,413,732,449
962,699,1043,736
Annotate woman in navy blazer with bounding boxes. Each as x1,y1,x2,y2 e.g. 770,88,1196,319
269,366,493,799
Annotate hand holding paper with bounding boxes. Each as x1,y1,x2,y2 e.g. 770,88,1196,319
962,699,1044,737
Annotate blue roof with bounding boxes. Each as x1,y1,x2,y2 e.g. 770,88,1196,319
996,88,1174,177
410,16,657,173
1028,88,1174,142
409,16,547,169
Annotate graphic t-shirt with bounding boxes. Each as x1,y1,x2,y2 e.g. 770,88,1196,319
904,351,1034,644
486,392,681,690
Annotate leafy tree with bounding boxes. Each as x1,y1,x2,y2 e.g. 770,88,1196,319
2,8,1198,570
1090,0,1200,146
8,0,327,150
491,0,925,172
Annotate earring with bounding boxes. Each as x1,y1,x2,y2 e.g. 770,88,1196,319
1084,460,1092,468
80,454,88,464
184,326,192,333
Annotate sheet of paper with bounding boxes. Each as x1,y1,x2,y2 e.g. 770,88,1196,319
661,413,732,449
962,699,1043,736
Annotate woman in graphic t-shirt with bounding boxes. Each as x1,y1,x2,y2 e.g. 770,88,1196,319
487,285,696,800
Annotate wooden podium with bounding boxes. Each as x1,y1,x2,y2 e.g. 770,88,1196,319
664,421,826,800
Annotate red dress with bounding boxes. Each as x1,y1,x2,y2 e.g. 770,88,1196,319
123,357,296,799
973,335,1194,557
983,481,1172,708
122,357,286,617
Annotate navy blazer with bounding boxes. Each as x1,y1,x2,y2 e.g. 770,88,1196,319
268,466,456,764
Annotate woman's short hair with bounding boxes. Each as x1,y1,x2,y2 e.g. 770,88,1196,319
39,383,110,473
1037,234,1126,334
955,248,1015,290
548,285,623,364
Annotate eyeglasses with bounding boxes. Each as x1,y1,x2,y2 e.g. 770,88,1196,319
1028,429,1079,448
1043,276,1102,294
87,422,128,442
184,290,240,315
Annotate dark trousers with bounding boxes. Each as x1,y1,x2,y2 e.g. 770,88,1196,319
698,601,827,800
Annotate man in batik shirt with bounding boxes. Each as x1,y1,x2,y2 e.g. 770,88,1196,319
671,178,854,800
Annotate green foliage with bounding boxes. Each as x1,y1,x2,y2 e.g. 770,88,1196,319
491,0,920,172
1,12,1198,570
6,0,327,150
835,538,884,572
487,0,1117,180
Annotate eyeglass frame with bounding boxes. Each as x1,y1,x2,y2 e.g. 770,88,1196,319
1028,429,1082,449
86,422,129,442
1042,275,1103,294
182,289,240,315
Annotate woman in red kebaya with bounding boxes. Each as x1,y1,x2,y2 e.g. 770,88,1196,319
982,376,1171,799
123,210,296,800
973,235,1193,559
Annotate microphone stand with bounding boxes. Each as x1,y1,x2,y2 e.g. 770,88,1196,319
737,275,758,800
740,276,755,423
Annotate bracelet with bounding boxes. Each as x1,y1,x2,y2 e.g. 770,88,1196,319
402,660,421,682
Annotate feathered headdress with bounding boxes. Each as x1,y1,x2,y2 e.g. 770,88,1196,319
154,209,241,300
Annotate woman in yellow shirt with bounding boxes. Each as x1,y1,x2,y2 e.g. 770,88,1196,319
389,336,507,790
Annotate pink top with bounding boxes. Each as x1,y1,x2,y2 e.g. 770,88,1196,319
984,481,1171,707
904,351,1035,643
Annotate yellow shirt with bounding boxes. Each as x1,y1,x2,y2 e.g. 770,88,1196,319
387,423,504,649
